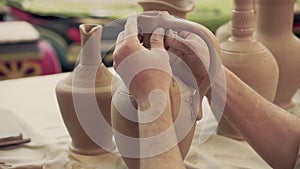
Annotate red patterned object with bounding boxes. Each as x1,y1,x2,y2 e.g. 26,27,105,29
0,21,61,80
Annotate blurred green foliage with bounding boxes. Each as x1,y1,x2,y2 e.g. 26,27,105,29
187,0,232,33
3,0,233,33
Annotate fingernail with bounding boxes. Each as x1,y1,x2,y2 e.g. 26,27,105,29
159,11,170,18
153,27,165,36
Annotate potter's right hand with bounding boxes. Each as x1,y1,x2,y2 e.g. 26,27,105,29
165,30,211,99
113,14,172,100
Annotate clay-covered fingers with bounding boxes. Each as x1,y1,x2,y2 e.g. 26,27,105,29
165,29,211,121
150,28,165,49
113,25,171,89
124,14,138,37
148,28,169,64
165,29,211,98
114,14,144,69
142,27,165,49
115,14,139,46
165,30,190,55
166,30,210,68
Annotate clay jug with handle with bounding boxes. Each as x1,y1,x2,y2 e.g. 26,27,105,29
111,11,224,169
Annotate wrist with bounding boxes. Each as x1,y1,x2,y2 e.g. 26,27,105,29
129,71,171,101
135,87,170,110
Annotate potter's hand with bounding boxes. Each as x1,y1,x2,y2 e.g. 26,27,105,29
165,30,211,98
113,14,172,100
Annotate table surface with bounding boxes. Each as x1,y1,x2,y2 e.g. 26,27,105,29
0,72,275,169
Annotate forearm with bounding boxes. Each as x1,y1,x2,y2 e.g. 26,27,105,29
208,67,300,169
136,87,186,169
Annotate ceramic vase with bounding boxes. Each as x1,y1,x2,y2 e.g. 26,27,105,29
217,0,279,140
215,21,232,44
55,24,115,155
216,1,256,43
255,0,300,109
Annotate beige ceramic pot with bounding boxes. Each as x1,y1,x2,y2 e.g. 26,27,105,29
218,0,279,140
111,11,223,168
56,24,115,155
215,21,232,44
255,0,300,109
111,77,197,169
216,1,256,43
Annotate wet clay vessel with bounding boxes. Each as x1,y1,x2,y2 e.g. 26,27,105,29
255,0,300,109
111,11,222,169
56,24,115,155
112,76,201,169
218,0,279,140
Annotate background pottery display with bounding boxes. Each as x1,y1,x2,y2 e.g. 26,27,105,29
218,0,279,140
255,0,300,109
56,24,115,155
215,21,232,44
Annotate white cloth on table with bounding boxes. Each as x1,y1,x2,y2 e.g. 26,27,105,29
0,73,274,169
0,104,270,169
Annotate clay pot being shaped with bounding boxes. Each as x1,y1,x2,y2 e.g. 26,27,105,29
56,24,116,155
218,0,279,140
111,11,222,169
138,0,195,18
255,0,300,109
111,77,198,169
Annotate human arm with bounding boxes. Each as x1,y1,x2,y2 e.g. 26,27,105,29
207,67,300,169
165,28,300,168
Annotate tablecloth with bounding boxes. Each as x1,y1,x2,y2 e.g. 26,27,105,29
0,71,292,169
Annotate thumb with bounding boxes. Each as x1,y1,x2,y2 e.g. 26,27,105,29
150,27,165,49
165,29,188,51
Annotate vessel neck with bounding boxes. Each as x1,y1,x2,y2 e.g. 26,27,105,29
255,0,295,36
231,0,255,40
79,24,102,66
231,21,255,40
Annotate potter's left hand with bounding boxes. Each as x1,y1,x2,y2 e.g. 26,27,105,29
113,14,172,100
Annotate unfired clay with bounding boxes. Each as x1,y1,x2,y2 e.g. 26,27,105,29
138,0,195,18
111,11,221,168
111,78,197,169
216,1,256,43
215,21,232,44
56,24,115,155
218,0,279,140
255,0,300,109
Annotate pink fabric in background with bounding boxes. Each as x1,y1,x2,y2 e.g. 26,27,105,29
37,40,61,75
